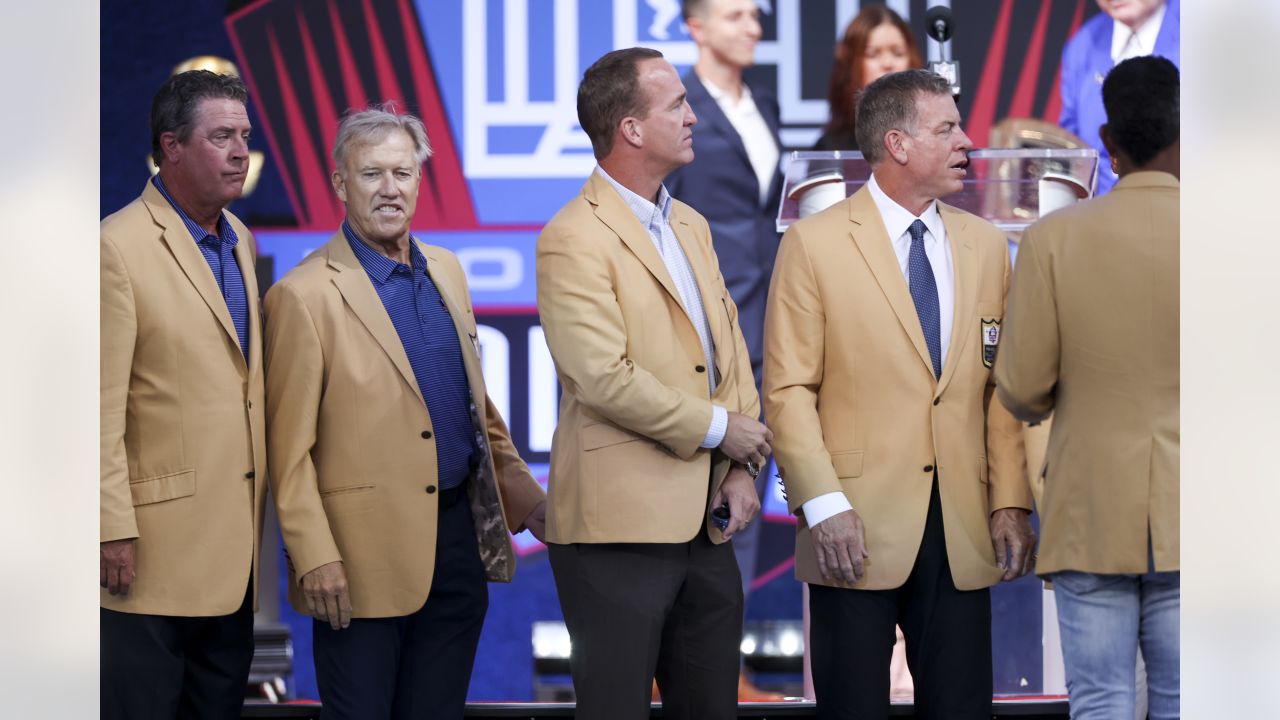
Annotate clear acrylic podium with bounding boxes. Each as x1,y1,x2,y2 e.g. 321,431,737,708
779,147,1099,703
777,148,1101,241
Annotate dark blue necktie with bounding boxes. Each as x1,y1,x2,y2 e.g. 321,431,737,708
907,219,942,378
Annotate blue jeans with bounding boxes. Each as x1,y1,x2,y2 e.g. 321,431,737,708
1052,564,1179,720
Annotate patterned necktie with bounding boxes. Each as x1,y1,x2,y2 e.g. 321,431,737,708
907,219,942,378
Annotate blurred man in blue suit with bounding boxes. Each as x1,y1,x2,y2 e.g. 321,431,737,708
1059,0,1179,195
664,0,783,698
668,0,781,395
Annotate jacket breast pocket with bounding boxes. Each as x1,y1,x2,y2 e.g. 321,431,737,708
129,469,196,506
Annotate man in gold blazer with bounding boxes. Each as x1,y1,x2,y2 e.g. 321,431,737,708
264,108,546,718
100,71,267,719
537,48,772,720
764,69,1035,719
995,56,1180,719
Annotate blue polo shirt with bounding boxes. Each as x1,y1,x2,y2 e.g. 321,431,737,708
344,222,480,490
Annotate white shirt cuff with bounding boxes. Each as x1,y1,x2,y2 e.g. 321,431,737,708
701,405,728,449
802,491,853,528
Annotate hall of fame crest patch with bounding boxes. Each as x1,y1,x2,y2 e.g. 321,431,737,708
981,319,1001,368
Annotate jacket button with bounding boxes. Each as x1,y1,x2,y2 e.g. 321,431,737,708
421,430,432,439
933,397,940,406
923,465,934,473
425,485,437,494
695,365,706,373
245,471,255,480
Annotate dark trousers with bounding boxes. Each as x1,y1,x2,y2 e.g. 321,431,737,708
810,477,993,720
101,581,254,720
313,485,488,720
548,532,743,720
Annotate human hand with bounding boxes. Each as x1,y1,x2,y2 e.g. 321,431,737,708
719,412,772,466
811,509,869,585
301,561,352,630
100,539,137,597
523,500,548,543
711,466,762,539
990,508,1036,581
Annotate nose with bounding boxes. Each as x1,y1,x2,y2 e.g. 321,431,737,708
747,16,762,40
956,125,973,151
685,102,697,127
378,173,399,196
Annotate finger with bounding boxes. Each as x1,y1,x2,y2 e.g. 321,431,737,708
1005,539,1024,580
106,562,121,595
118,562,134,597
304,588,321,620
100,554,109,589
323,594,342,630
338,589,353,630
763,427,774,444
834,542,858,585
993,533,1008,571
813,541,832,581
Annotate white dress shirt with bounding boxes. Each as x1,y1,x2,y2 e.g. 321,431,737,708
800,173,956,528
596,166,728,448
1111,2,1167,63
700,75,780,207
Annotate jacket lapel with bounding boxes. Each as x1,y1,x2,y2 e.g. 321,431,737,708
685,72,752,172
847,187,936,380
233,234,261,377
145,182,246,374
585,172,685,311
936,204,974,395
325,232,426,405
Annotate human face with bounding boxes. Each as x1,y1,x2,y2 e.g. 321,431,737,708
903,92,972,199
691,0,762,70
862,23,911,88
165,97,251,210
333,129,421,248
632,58,698,173
1096,0,1163,29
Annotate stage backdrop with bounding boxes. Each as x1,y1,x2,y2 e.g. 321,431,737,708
101,0,1098,702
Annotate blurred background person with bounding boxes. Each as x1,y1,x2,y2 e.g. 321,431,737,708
814,5,923,151
1058,0,1179,194
664,1,783,699
997,55,1180,720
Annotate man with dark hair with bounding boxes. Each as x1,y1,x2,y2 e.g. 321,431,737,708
663,9,784,695
100,69,266,719
264,106,547,718
764,69,1035,719
537,47,771,719
996,56,1180,720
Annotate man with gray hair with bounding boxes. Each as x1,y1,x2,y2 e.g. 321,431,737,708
763,69,1035,718
264,105,547,717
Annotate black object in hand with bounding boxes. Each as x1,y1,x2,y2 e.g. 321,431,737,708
712,503,731,531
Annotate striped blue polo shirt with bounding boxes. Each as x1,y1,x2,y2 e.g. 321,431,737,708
152,175,250,359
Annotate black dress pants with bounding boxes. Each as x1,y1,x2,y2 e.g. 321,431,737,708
312,484,488,720
548,531,743,720
101,580,254,720
810,476,993,720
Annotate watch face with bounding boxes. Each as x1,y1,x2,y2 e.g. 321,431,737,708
746,461,761,478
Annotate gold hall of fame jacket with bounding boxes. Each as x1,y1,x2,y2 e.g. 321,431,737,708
764,184,1032,592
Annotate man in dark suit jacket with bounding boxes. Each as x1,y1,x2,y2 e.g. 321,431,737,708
664,6,783,672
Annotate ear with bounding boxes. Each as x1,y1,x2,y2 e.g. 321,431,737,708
619,116,644,150
1098,123,1116,159
159,130,183,164
883,128,910,165
686,15,706,46
331,169,347,202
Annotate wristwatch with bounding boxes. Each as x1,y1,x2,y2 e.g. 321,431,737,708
743,461,761,479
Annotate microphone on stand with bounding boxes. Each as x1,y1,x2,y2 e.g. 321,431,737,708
925,5,961,97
